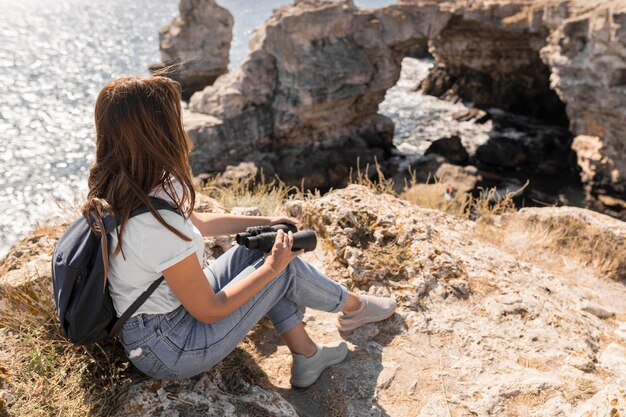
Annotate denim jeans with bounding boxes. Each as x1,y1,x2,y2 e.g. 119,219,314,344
119,245,349,379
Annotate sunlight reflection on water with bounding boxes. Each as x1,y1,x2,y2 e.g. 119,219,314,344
2,0,475,258
0,0,179,256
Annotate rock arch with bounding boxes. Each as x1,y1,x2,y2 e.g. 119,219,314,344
181,0,626,210
184,0,447,189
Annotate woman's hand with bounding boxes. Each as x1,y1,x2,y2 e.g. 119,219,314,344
269,216,299,226
263,229,304,275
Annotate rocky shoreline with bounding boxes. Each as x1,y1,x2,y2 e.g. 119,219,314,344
1,185,625,416
155,0,626,220
2,2,626,415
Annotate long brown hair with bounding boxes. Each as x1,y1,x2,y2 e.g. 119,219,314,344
83,75,195,263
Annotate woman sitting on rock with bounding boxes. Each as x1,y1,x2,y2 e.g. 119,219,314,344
83,75,397,387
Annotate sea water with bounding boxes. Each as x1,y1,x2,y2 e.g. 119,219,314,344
0,0,421,256
0,0,564,258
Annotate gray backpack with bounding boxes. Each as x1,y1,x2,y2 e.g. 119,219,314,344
51,197,180,344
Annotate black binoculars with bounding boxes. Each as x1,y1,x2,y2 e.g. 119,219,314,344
235,223,317,253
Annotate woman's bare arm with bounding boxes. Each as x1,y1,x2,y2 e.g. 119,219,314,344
190,211,298,237
163,229,303,323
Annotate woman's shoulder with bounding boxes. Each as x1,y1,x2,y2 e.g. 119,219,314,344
117,207,196,271
127,207,192,236
114,178,194,247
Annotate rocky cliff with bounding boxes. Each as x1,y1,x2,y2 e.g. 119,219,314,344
412,0,626,215
183,0,448,189
543,1,626,215
175,0,626,217
1,187,625,416
150,0,233,99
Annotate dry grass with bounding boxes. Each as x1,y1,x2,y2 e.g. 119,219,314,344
198,159,521,222
504,390,552,417
0,224,137,417
198,174,297,215
0,277,136,417
349,159,396,196
498,213,626,281
562,377,598,404
0,279,276,417
350,160,521,220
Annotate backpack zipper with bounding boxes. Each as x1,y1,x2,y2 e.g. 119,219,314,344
75,270,87,287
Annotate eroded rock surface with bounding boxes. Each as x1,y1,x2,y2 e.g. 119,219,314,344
184,0,448,189
409,0,626,213
179,0,625,217
114,372,298,417
150,0,233,99
544,0,626,215
264,185,626,416
2,188,625,416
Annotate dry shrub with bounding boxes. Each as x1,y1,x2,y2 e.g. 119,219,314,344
348,159,395,196
400,182,471,217
198,159,520,222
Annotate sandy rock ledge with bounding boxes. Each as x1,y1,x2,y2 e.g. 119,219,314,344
1,187,625,416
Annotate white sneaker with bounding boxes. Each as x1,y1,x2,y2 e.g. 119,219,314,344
335,294,397,331
290,341,348,388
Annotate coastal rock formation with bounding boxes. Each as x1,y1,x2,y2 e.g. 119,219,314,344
114,372,298,417
2,187,626,416
412,0,626,212
179,0,625,215
184,0,449,189
150,0,233,99
168,0,626,216
542,3,626,213
414,0,567,122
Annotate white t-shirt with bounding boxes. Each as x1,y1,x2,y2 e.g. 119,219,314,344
107,181,205,317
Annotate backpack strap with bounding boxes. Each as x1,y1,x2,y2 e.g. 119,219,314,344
102,197,181,234
102,197,184,337
109,276,165,337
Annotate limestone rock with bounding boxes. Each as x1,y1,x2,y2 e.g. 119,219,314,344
150,0,233,99
434,163,480,194
414,0,566,119
210,162,274,189
194,193,226,213
476,136,528,168
424,135,469,164
407,0,626,211
504,206,626,281
284,200,305,218
184,0,449,188
571,385,626,417
542,3,626,209
598,343,626,386
176,0,626,211
230,206,262,217
114,373,298,417
580,302,615,320
0,230,59,318
3,188,626,416
203,235,234,263
452,108,490,124
267,185,626,416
